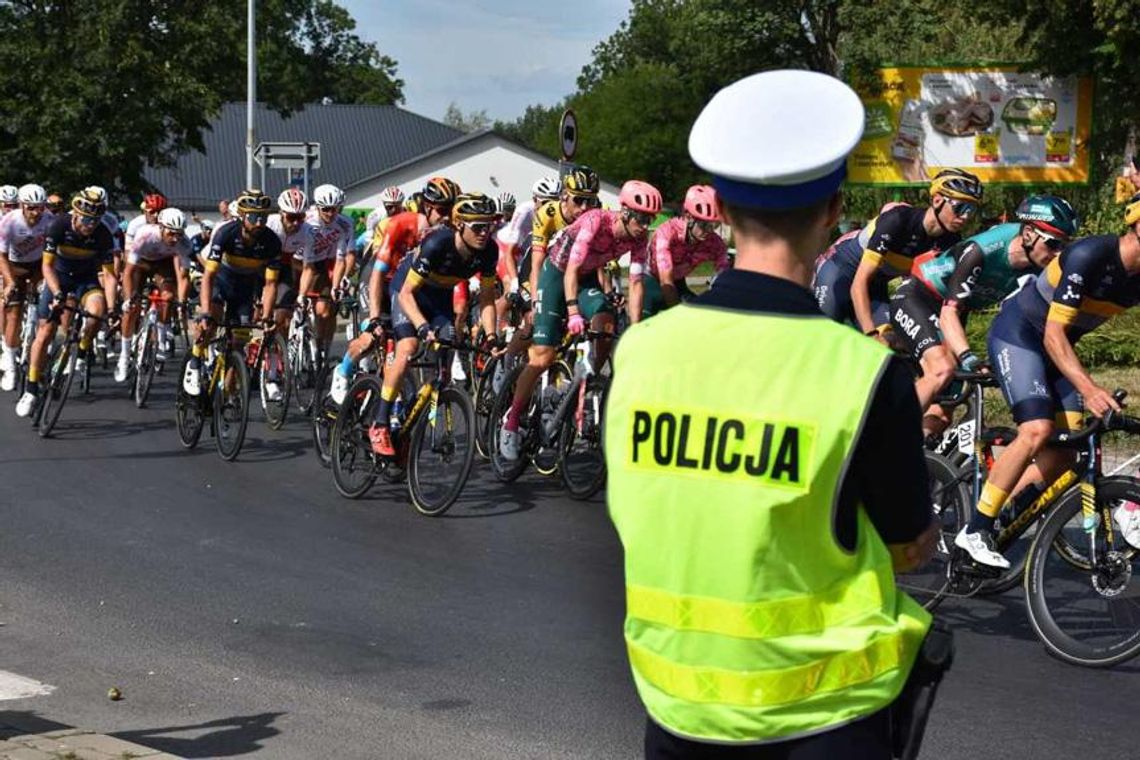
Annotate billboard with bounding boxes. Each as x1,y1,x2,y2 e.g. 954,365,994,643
847,66,1093,185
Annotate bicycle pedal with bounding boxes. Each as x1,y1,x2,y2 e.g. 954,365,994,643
949,548,1002,580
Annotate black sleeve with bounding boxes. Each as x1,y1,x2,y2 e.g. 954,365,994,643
864,206,911,254
943,241,985,306
1052,238,1110,313
411,230,447,279
835,356,933,550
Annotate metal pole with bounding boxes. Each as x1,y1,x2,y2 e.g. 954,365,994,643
246,0,256,189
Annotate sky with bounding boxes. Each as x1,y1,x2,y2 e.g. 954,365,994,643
342,0,631,124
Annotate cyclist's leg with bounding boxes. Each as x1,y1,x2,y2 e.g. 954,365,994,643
580,273,615,363
274,262,297,336
812,254,855,325
639,274,665,321
889,280,955,421
77,281,105,353
505,259,562,435
312,262,335,350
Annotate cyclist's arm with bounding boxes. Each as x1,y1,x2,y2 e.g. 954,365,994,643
367,264,384,321
627,246,646,324
938,242,984,359
298,262,316,304
653,229,680,306
529,210,553,300
851,253,882,334
499,239,520,293
174,254,189,305
0,252,13,291
397,276,428,334
101,259,118,312
41,230,61,296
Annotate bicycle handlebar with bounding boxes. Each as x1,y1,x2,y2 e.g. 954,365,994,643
1049,389,1132,447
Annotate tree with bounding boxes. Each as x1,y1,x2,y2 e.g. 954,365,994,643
443,103,492,134
0,0,402,199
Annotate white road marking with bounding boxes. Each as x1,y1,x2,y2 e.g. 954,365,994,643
0,670,55,700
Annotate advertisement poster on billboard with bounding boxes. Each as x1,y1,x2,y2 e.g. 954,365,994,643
848,66,1093,185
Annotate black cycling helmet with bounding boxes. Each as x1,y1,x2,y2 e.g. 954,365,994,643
451,193,498,224
1015,195,1079,239
422,177,461,207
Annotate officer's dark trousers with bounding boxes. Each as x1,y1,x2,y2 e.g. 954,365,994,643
644,706,893,760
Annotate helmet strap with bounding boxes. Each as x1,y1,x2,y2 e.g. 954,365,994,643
931,198,953,235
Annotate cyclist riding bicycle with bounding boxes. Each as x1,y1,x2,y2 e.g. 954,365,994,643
182,189,281,397
890,195,1078,433
367,192,501,457
498,179,658,461
641,184,730,319
16,188,118,417
0,184,51,392
956,191,1140,568
116,207,193,381
813,169,982,336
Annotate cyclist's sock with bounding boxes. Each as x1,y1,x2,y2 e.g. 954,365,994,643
338,353,356,377
78,336,90,352
373,385,398,425
27,366,40,383
120,337,131,355
968,481,1009,532
25,380,38,394
504,395,526,432
1,344,14,359
192,343,206,360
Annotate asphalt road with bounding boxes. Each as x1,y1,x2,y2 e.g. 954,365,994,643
1,364,1138,759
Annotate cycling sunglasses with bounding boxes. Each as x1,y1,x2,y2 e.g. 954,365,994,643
627,210,654,227
243,211,269,224
693,220,718,232
465,222,493,235
948,200,977,219
569,194,598,208
1038,232,1065,252
284,212,306,223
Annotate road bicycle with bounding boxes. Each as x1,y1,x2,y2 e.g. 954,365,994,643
289,293,332,416
247,322,290,430
331,336,482,516
124,287,179,408
33,301,103,437
174,319,253,461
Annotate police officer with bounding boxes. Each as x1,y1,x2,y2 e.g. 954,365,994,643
604,70,940,758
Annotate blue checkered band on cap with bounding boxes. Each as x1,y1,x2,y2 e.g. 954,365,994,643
689,70,864,210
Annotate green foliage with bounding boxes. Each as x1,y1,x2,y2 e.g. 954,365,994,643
964,304,1140,368
443,103,492,134
0,0,402,200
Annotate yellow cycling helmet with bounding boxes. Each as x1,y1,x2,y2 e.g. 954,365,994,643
235,188,272,214
563,165,600,198
929,168,983,203
1125,191,1140,227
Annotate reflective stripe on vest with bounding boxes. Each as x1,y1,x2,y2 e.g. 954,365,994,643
605,303,931,744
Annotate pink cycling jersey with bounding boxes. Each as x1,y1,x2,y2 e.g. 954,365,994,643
648,216,729,281
0,208,51,263
128,223,192,265
548,209,647,278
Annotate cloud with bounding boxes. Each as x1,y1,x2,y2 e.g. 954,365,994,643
342,0,628,121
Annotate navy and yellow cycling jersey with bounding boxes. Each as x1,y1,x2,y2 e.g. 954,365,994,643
1014,234,1140,340
407,227,497,291
43,212,115,278
833,205,961,277
205,220,283,281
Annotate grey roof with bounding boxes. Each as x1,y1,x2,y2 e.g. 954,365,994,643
144,102,463,210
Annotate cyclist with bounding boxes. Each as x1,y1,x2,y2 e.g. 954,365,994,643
0,184,51,392
890,195,1078,427
45,194,65,218
363,185,405,246
956,192,1140,567
498,179,657,461
641,184,729,319
125,193,168,254
182,189,281,397
496,176,559,307
190,219,214,271
328,176,459,404
367,193,500,456
528,167,600,303
16,188,118,417
115,208,192,382
813,169,982,336
496,192,517,226
303,184,355,353
0,185,18,214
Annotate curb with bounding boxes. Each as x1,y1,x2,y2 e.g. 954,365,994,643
0,723,182,760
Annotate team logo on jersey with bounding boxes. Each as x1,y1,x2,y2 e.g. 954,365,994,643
1067,273,1083,285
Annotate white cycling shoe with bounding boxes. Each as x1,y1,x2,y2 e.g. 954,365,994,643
1113,504,1140,549
15,390,37,418
114,357,130,383
499,425,521,461
954,527,1010,569
264,381,283,403
182,363,201,396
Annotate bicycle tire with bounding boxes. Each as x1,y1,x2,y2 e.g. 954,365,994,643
260,332,290,430
472,353,500,460
488,364,530,483
407,386,476,516
558,376,608,500
175,352,205,449
1025,476,1140,667
311,366,337,468
533,361,574,477
895,451,970,611
331,375,381,498
293,329,320,415
134,324,159,408
214,349,250,461
38,343,76,438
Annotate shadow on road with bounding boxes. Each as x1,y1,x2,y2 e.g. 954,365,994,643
46,417,175,441
114,711,285,758
0,711,71,739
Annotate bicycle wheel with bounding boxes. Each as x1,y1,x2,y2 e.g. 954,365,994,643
1025,476,1140,667
558,375,608,500
260,332,291,430
472,353,500,460
407,386,476,516
331,375,381,498
533,361,574,476
134,324,159,408
214,350,250,461
293,331,320,415
175,353,205,449
895,451,970,610
38,342,76,438
488,364,531,483
311,366,338,468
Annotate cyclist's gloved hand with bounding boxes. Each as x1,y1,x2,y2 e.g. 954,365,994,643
567,313,586,335
957,350,982,373
416,322,435,344
196,313,214,329
506,291,525,311
50,290,65,311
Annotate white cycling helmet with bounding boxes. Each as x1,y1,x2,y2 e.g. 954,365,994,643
496,192,517,214
313,183,345,208
379,185,405,205
532,176,560,201
200,219,215,232
0,185,18,204
158,207,186,231
228,200,239,218
277,187,308,214
17,183,46,205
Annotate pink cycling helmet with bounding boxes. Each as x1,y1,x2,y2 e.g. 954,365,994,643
683,185,720,222
619,180,662,215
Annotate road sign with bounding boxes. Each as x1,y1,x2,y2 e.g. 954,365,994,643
559,109,578,161
253,142,321,170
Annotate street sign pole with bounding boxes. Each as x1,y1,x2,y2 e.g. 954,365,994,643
246,0,256,189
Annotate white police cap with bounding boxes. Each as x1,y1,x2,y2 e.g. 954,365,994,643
689,70,865,210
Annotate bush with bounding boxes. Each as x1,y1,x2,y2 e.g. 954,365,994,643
965,305,1140,368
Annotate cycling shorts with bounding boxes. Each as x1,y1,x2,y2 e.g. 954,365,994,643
390,255,456,341
5,263,43,305
38,273,101,320
531,258,610,347
211,270,257,324
988,300,1082,428
812,237,890,328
